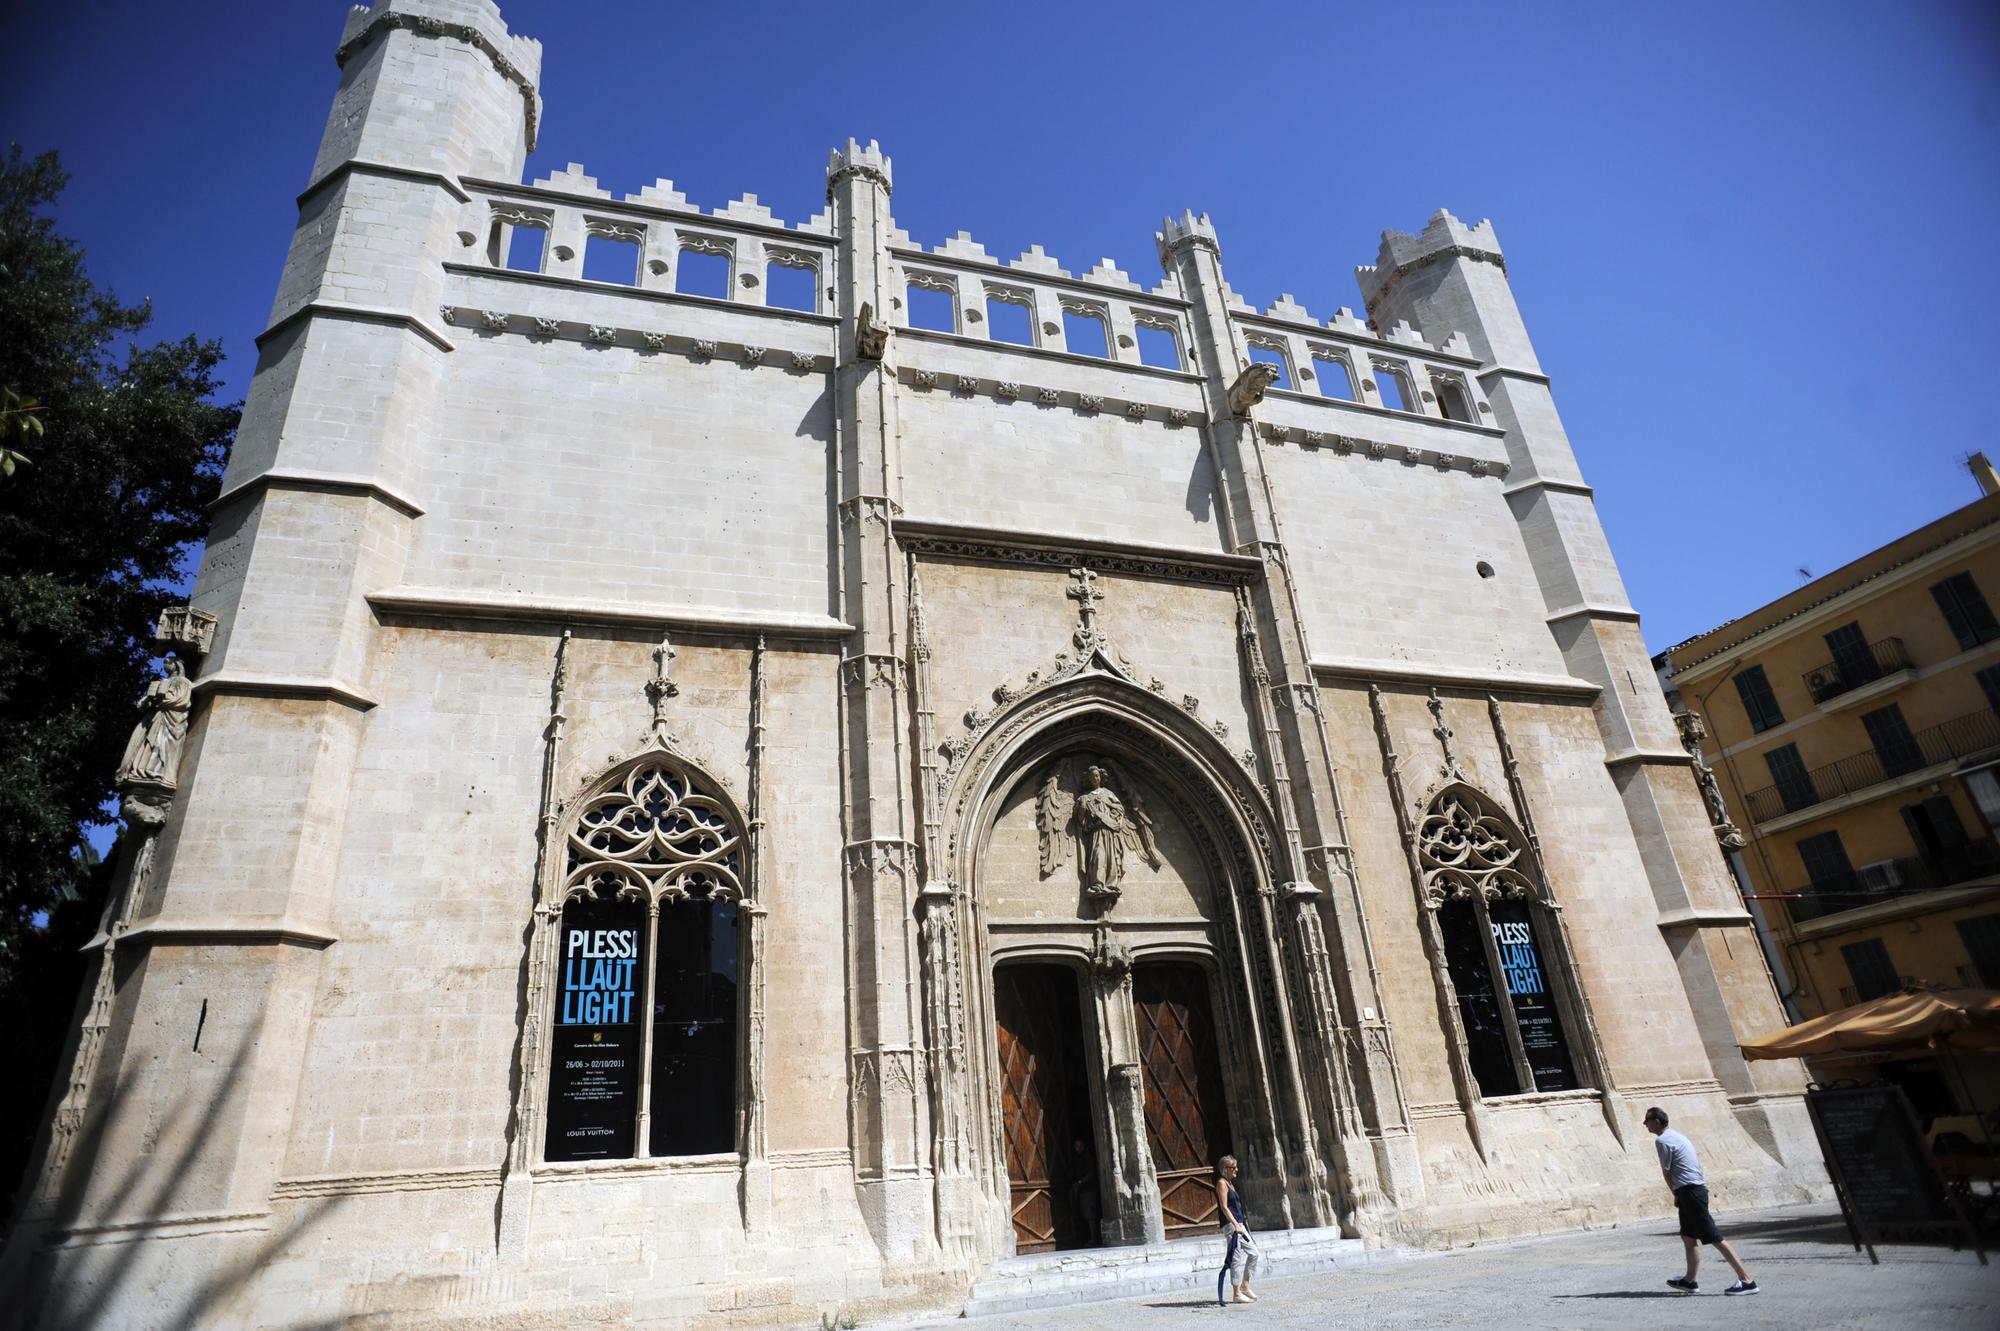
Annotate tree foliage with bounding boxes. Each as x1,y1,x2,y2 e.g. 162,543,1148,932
0,145,235,1208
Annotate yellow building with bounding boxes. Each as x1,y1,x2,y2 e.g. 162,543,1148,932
1661,461,2000,1111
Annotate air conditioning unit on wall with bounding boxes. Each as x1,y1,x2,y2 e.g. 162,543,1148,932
1857,860,1904,890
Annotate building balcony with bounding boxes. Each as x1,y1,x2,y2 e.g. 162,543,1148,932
1787,836,2000,925
1745,706,2000,824
1801,637,1917,710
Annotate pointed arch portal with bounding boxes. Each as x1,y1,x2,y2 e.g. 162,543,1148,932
932,671,1330,1255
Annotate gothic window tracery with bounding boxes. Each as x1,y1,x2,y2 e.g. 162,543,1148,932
545,758,745,1163
1416,785,1579,1098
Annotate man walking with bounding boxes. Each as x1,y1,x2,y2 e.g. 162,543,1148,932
1644,1106,1758,1295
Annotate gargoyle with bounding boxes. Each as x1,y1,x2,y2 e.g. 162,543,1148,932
1227,361,1281,415
854,301,890,361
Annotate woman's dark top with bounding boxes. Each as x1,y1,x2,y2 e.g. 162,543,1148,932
1224,1181,1245,1225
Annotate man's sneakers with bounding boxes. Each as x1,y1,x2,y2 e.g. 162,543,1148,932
1666,1277,1699,1292
1725,1281,1760,1296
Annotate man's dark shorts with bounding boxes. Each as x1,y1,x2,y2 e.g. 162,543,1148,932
1674,1184,1723,1245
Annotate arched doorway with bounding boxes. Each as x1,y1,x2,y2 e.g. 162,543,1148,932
940,682,1311,1256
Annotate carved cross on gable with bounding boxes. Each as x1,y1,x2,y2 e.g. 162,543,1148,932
1427,688,1464,778
647,629,680,732
1067,566,1104,635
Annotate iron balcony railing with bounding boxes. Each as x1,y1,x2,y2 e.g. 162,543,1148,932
1787,836,2000,924
1801,636,1913,705
1745,706,2000,824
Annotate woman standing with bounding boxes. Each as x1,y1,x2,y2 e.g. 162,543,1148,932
1214,1155,1258,1306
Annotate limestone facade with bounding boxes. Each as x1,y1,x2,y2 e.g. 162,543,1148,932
4,2,1824,1326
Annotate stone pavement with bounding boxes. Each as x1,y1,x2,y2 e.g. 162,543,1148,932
904,1204,2000,1330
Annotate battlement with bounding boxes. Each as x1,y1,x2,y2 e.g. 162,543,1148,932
1155,210,1221,262
1355,210,1506,314
827,137,894,196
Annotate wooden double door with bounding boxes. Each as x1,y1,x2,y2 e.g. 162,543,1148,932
995,960,1232,1251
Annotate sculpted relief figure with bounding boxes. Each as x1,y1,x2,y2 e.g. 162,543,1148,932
116,658,192,789
1036,761,1162,904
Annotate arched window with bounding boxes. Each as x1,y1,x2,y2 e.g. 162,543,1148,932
1418,787,1579,1097
544,759,745,1162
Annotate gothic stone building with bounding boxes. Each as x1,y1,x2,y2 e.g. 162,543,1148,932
5,2,1826,1326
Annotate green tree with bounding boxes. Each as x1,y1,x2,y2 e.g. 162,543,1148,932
0,145,235,1210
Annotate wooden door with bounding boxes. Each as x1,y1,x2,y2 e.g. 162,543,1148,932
994,965,1090,1252
1134,963,1234,1238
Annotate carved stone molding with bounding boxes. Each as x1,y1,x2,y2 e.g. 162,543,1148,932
844,838,916,887
897,524,1254,589
837,495,902,530
840,653,908,692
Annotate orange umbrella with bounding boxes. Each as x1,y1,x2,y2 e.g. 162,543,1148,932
1740,985,2000,1060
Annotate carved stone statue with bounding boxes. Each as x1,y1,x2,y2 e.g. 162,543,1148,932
116,658,192,789
1674,708,1745,851
1227,361,1280,415
854,301,890,361
1036,761,1162,904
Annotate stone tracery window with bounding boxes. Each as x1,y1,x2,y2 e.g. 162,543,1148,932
1417,786,1578,1097
544,759,745,1163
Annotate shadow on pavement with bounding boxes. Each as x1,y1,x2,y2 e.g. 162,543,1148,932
1146,1299,1222,1309
1551,1291,1691,1300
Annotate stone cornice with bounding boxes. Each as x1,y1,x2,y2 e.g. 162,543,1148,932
1313,660,1601,701
256,299,455,354
297,158,471,209
887,246,1191,310
368,587,853,639
210,469,425,519
1653,906,1755,930
112,914,340,950
1502,475,1593,500
895,518,1260,587
192,672,380,712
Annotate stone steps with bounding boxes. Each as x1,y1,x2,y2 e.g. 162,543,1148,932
958,1227,1385,1319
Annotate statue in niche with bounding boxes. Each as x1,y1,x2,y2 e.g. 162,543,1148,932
1035,760,1162,904
116,658,192,789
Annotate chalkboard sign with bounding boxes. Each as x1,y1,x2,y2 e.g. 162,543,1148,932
1805,1084,1985,1264
543,897,645,1162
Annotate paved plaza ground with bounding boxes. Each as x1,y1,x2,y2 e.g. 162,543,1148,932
912,1204,2000,1330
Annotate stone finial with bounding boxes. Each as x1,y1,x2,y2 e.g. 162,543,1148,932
1155,210,1220,263
827,138,894,196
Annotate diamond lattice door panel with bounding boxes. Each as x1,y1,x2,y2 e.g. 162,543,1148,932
994,964,1092,1253
1134,963,1233,1238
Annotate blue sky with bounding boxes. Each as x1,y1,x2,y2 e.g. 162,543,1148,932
5,0,1999,656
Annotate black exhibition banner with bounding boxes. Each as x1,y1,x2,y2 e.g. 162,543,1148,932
543,896,645,1162
1489,900,1577,1092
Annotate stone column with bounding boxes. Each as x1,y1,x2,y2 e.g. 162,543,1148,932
1086,933,1165,1245
1158,213,1419,1224
827,138,935,1263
